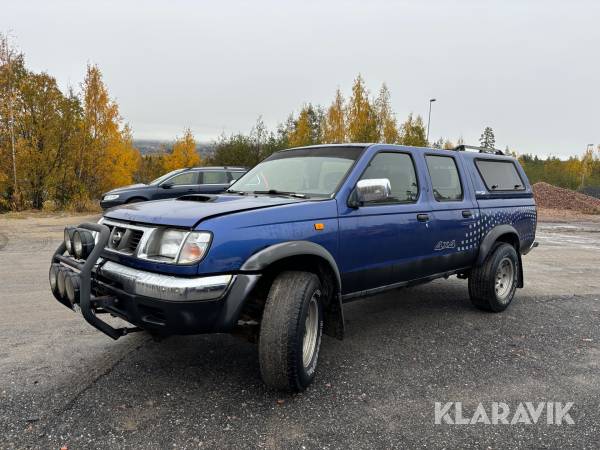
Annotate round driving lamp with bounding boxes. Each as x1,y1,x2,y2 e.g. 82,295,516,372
65,272,81,305
49,263,61,295
64,227,76,255
73,229,95,259
57,267,69,299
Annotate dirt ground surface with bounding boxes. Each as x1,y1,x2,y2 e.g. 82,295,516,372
1,212,599,449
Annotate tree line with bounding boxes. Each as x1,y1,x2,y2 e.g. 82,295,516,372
1,34,599,212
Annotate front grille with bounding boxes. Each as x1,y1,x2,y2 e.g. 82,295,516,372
102,220,152,256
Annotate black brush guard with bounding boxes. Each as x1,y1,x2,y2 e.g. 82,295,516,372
51,222,141,340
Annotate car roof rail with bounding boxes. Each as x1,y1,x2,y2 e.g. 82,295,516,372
453,144,504,155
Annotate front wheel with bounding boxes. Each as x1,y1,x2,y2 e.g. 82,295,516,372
469,243,519,312
258,271,323,392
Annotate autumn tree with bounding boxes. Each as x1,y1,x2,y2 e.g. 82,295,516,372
287,104,323,148
79,64,140,198
346,75,378,142
163,128,201,172
374,83,399,143
0,33,26,205
479,126,496,149
15,73,82,208
399,113,427,146
322,88,346,143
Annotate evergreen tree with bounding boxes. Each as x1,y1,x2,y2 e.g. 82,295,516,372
479,126,496,149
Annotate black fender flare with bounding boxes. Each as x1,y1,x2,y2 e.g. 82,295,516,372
476,224,524,288
240,241,345,339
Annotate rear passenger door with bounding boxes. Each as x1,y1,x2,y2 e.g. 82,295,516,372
194,170,230,194
424,153,479,272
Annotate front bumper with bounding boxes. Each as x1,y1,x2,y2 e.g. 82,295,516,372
98,261,233,301
51,222,260,339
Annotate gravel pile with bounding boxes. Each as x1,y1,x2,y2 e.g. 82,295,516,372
533,182,600,214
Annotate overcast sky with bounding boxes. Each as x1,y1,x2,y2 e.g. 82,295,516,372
3,0,599,158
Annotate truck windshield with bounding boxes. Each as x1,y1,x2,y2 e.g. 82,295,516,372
229,146,364,198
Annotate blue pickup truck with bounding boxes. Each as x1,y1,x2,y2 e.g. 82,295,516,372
50,144,537,391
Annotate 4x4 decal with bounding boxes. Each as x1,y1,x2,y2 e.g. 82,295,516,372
434,240,456,251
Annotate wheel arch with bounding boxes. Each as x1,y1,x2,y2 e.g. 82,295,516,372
476,224,524,288
240,241,345,339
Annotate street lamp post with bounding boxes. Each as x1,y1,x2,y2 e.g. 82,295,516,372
426,98,436,144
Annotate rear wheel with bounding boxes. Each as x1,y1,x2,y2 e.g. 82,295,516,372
469,243,519,312
258,271,323,392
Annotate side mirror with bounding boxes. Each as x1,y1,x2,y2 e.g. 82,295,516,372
160,182,173,189
350,178,391,207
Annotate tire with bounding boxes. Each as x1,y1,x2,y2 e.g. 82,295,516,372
258,271,323,392
469,243,519,312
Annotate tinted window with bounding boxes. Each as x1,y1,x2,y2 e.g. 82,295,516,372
228,171,244,181
476,159,524,191
360,152,418,204
201,171,228,184
425,155,463,201
167,171,197,186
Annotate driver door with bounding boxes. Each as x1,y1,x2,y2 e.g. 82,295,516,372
337,150,438,295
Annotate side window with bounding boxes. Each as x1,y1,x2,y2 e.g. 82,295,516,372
228,171,244,181
359,152,418,204
475,159,524,191
201,171,228,184
166,171,198,186
425,155,463,202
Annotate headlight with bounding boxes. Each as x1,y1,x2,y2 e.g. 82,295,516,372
140,229,211,264
103,194,119,201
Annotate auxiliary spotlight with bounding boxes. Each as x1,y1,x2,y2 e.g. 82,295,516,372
64,227,76,256
65,272,81,305
73,229,95,259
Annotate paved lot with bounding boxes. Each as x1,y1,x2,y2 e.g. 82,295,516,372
1,214,599,449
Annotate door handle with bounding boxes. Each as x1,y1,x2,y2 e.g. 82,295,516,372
417,213,430,222
462,210,472,218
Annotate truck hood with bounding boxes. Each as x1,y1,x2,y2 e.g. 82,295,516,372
103,194,305,228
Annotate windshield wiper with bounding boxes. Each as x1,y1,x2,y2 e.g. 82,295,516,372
252,190,308,199
225,189,248,195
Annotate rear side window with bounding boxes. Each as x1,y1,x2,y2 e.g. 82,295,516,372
425,155,463,202
475,159,524,191
201,171,228,184
360,152,418,204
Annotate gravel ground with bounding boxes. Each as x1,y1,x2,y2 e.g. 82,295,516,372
1,213,599,449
